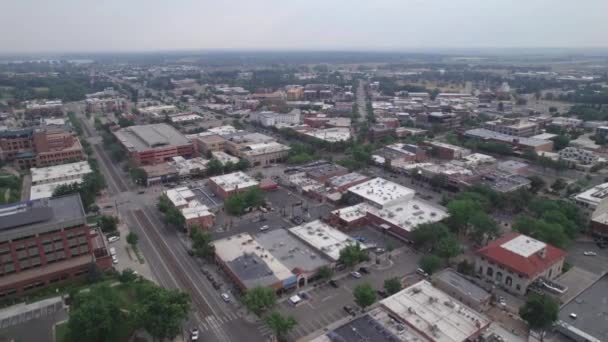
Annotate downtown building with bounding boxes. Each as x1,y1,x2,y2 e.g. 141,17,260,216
0,194,112,297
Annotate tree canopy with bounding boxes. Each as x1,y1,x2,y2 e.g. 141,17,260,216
265,312,297,341
354,283,377,309
384,277,402,295
243,286,277,315
418,254,442,275
338,243,369,268
519,294,559,340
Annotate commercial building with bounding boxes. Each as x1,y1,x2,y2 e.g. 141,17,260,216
475,232,566,295
190,134,226,155
288,220,361,262
211,151,240,165
425,141,471,160
431,269,491,312
0,127,86,170
464,128,554,152
317,280,491,342
208,171,259,199
574,182,608,209
590,198,608,238
250,109,301,127
29,161,92,200
24,100,63,118
558,147,599,167
0,195,112,296
304,127,352,143
113,123,194,166
302,162,349,183
482,118,538,137
331,178,448,240
222,132,290,166
163,186,214,230
327,172,370,193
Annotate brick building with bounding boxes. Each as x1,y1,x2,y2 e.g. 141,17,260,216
0,195,112,297
113,123,194,166
208,171,259,199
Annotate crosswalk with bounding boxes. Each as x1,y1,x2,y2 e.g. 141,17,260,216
198,312,241,332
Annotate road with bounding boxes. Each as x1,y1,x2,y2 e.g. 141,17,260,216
73,106,267,342
355,80,367,123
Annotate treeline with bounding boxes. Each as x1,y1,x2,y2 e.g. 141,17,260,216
0,73,114,102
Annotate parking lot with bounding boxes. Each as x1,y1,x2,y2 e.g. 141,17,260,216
276,245,422,340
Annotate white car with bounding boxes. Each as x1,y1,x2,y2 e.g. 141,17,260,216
108,236,120,243
583,251,597,256
260,225,269,231
221,293,230,302
190,328,199,341
350,271,362,279
112,255,118,264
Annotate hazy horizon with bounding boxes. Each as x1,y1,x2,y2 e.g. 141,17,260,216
2,0,608,54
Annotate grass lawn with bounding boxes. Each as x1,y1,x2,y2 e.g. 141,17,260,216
55,322,68,342
0,174,21,205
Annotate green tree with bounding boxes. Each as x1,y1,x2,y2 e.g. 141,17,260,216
418,254,442,275
190,228,215,258
551,135,570,151
164,207,186,229
130,168,148,185
353,283,376,310
109,144,125,162
469,212,500,245
411,223,450,250
338,243,369,268
99,215,118,233
236,158,251,171
118,268,138,283
551,178,567,192
157,194,172,213
243,286,277,315
435,235,462,261
528,175,546,193
265,312,297,341
134,283,190,341
519,294,559,341
126,232,139,246
66,287,123,342
317,266,333,280
206,158,224,176
383,277,402,295
224,193,247,215
447,199,482,235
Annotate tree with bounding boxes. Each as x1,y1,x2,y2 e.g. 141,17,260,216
130,168,148,185
243,286,277,315
66,285,123,342
519,294,559,341
383,277,402,295
447,199,482,235
418,254,442,275
157,194,172,213
551,135,570,151
134,282,190,341
551,178,567,192
190,228,215,258
435,235,462,261
317,266,333,281
338,243,369,268
353,283,376,310
126,232,139,246
236,158,251,171
469,212,500,245
164,207,186,229
411,223,450,251
528,175,546,193
99,215,118,233
265,312,297,341
206,158,224,176
118,268,138,283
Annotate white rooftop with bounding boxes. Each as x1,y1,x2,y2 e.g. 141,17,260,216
30,179,85,200
381,280,490,342
208,125,240,135
242,141,290,156
305,127,351,142
31,161,92,185
500,235,546,257
348,177,415,208
211,151,240,165
164,186,196,208
209,171,259,192
575,182,608,208
289,220,361,261
181,200,214,220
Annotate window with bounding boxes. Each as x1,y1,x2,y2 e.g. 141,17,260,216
496,272,503,282
506,276,513,287
516,284,521,291
486,267,494,277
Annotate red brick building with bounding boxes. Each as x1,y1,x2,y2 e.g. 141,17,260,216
0,194,112,297
113,124,194,166
208,171,259,199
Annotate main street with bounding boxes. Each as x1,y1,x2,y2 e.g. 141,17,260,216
73,106,267,342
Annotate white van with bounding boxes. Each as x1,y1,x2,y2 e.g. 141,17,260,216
109,247,116,256
289,295,302,306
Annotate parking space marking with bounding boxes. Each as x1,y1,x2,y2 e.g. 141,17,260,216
321,295,333,302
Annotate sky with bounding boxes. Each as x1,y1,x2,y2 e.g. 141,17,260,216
1,0,607,53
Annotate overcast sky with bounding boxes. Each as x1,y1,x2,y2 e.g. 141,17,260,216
2,0,607,53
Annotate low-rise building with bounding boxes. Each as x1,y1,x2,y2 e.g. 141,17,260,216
432,269,491,312
475,233,566,295
208,171,259,199
163,186,214,229
558,147,599,167
327,172,370,193
425,141,471,160
590,198,608,238
113,123,194,166
574,182,608,209
464,128,554,152
288,220,362,262
483,118,538,137
304,127,351,143
29,161,92,200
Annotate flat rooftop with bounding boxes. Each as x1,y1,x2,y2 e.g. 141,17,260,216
255,229,330,274
114,123,190,152
364,198,448,232
0,194,85,241
381,280,490,342
213,233,294,289
465,128,550,147
242,141,290,156
558,275,608,341
209,171,259,192
30,179,85,201
433,269,490,303
328,172,369,188
305,127,351,142
288,220,360,261
31,161,91,184
348,178,415,208
574,182,608,206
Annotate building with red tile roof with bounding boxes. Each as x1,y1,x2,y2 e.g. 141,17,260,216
474,232,566,295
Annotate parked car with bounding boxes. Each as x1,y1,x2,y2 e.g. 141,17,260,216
221,293,230,302
358,267,369,275
112,255,118,264
329,280,339,288
191,328,199,341
343,305,356,316
354,236,366,243
350,271,362,279
260,225,270,232
416,268,429,277
583,251,597,256
108,236,120,243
